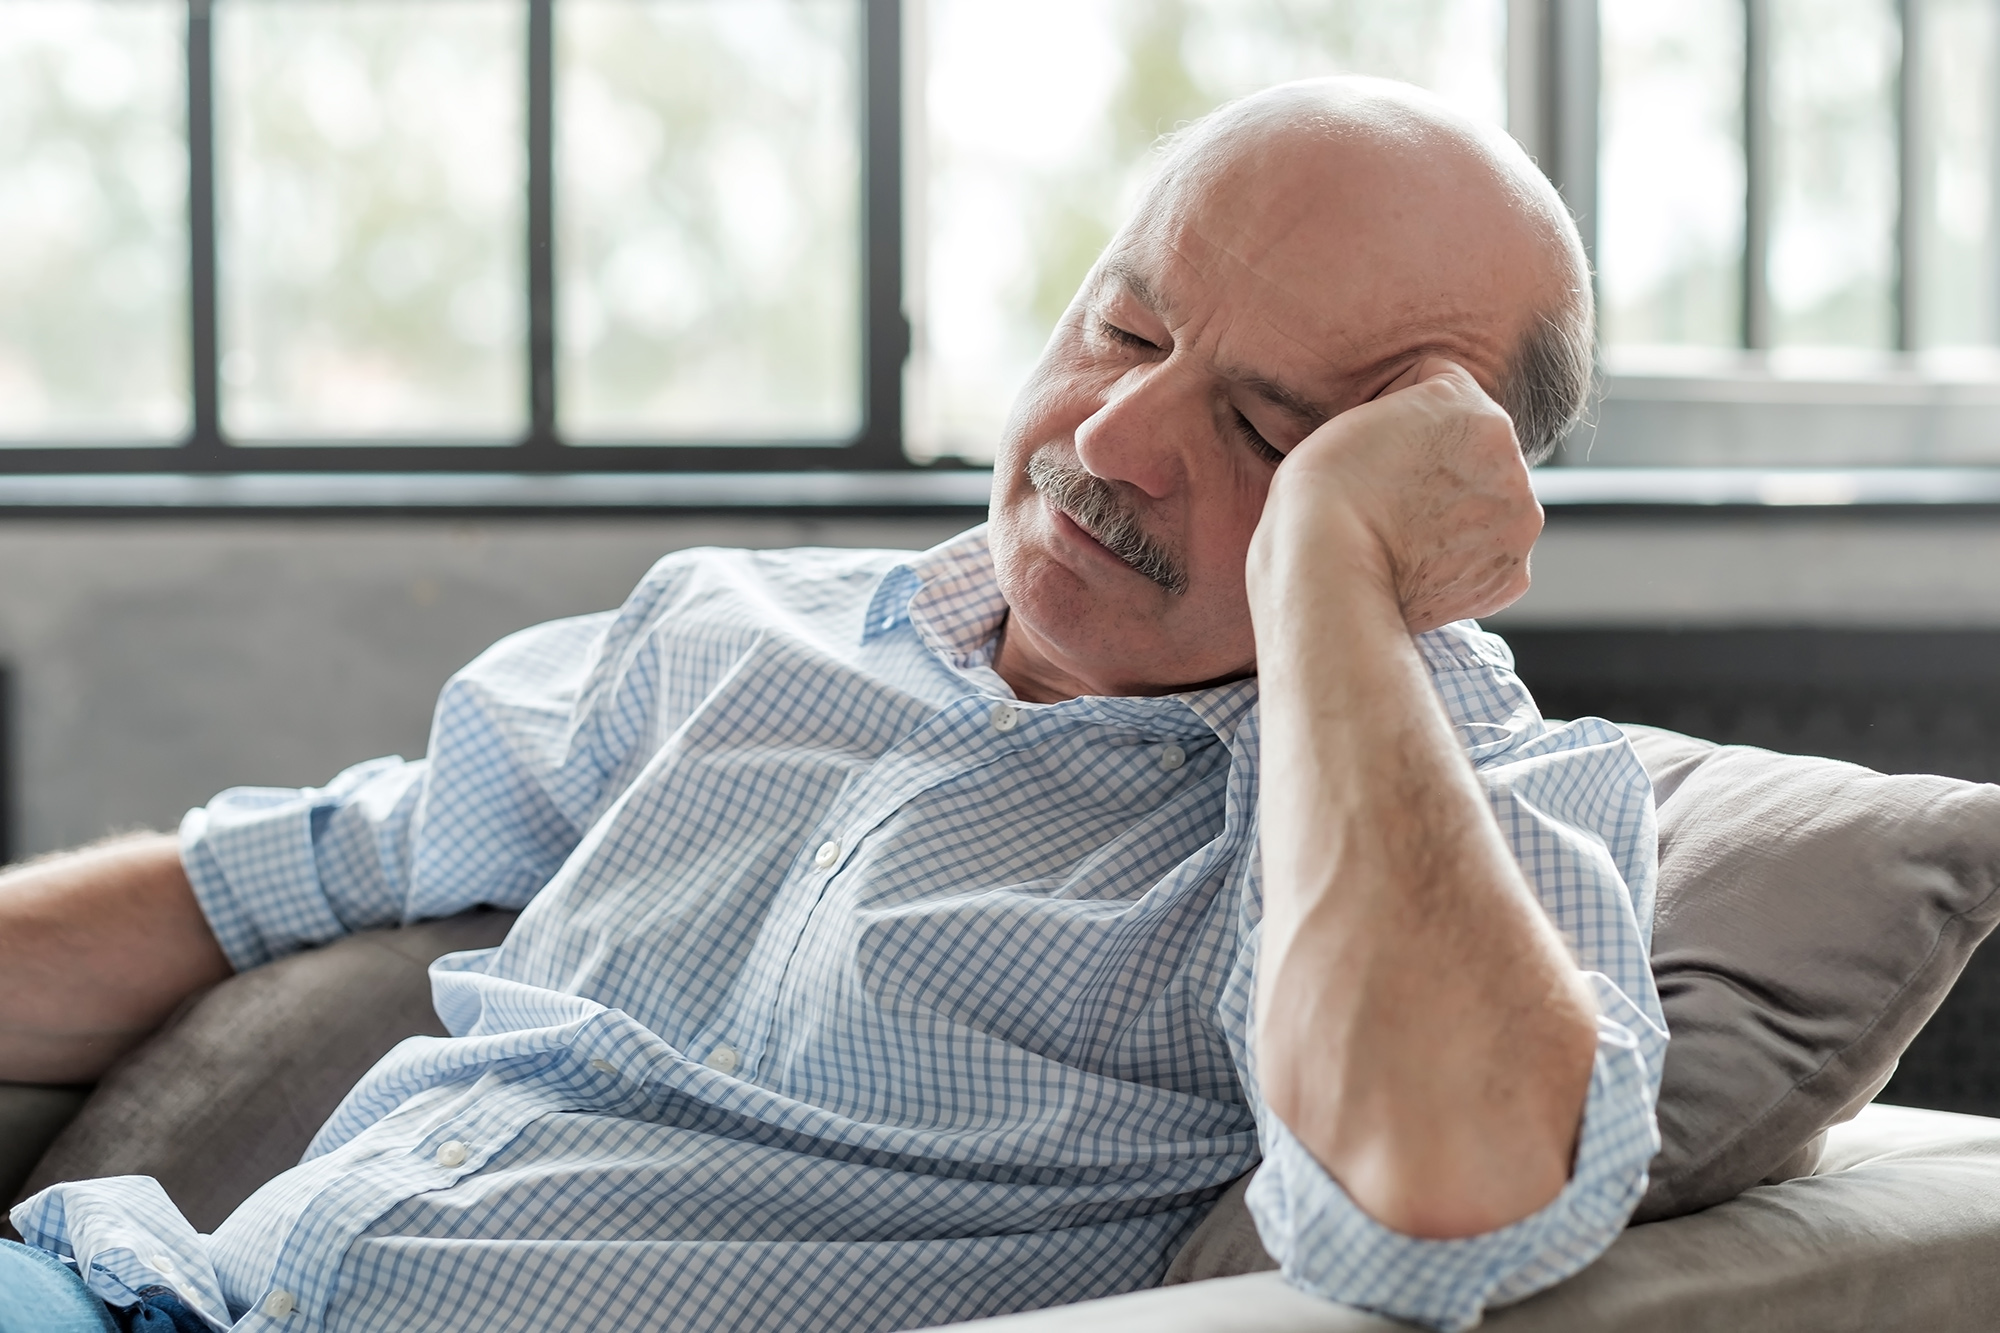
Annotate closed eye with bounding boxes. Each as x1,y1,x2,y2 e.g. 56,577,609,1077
1233,409,1285,466
1097,318,1159,351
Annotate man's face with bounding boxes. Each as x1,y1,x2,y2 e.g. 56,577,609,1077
987,123,1553,699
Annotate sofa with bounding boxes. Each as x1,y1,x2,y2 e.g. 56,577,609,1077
6,722,2000,1330
930,1103,2000,1330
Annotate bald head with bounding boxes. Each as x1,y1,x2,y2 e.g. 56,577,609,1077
1139,77,1594,462
986,76,1592,698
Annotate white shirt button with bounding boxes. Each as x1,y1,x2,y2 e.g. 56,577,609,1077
705,1043,741,1074
1157,744,1186,772
434,1139,469,1168
989,703,1020,733
588,1057,617,1075
813,840,840,869
262,1289,296,1318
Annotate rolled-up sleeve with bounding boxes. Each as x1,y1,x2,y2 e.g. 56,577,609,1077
181,610,622,972
1246,977,1662,1331
1232,627,1668,1330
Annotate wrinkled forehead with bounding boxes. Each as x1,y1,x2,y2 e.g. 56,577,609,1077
1108,180,1520,391
1100,115,1563,388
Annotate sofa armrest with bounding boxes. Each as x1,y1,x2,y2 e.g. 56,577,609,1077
929,1105,2000,1333
927,1272,1400,1332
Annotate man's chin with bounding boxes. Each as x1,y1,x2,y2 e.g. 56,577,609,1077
996,487,1176,633
1001,540,1160,656
997,504,1126,610
995,521,1095,621
996,541,1256,695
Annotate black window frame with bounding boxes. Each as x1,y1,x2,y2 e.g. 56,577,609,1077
0,0,909,475
11,0,1986,487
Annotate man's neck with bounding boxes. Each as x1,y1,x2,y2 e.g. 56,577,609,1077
992,613,1256,703
992,614,1099,703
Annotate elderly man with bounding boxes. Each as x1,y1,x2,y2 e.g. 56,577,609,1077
0,78,1658,1333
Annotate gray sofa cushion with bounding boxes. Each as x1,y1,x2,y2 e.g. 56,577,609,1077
12,909,517,1231
0,1084,89,1210
1165,725,2000,1279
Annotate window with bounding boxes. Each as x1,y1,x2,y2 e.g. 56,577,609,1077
216,0,527,439
0,2,187,443
1587,0,2000,465
556,0,863,442
0,1,1985,476
0,0,896,473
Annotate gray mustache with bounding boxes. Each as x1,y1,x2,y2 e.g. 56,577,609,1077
1025,451,1189,596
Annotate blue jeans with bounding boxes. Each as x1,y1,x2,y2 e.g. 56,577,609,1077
0,1241,210,1333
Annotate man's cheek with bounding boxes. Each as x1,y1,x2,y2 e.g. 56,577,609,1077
1010,357,1118,447
999,361,1081,443
1194,486,1264,558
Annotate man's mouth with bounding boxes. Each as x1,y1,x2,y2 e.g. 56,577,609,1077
1024,450,1189,595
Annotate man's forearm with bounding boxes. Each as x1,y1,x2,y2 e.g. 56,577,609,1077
1250,533,1598,1241
0,833,232,1084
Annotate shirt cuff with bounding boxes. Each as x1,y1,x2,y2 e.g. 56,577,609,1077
1246,976,1662,1332
179,758,404,971
11,1175,232,1330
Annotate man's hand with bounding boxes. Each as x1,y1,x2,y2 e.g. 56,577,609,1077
0,834,232,1084
1245,356,1597,1241
1251,356,1542,634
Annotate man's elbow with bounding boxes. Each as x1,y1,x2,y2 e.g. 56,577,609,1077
1267,1018,1599,1241
1335,1130,1577,1240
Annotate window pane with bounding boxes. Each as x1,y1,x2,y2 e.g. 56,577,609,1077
911,0,1505,463
0,1,186,441
1768,0,1898,349
1598,0,1744,351
557,0,863,442
1915,0,1999,349
216,0,525,439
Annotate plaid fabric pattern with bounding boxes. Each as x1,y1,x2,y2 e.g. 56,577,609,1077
13,526,1663,1333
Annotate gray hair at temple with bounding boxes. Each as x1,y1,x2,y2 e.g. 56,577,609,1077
1148,78,1598,467
1502,299,1596,466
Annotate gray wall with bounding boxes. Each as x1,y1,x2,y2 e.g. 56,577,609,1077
0,511,1990,857
1495,516,2000,628
0,516,967,857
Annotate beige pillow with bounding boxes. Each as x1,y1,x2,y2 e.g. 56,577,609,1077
1167,726,2000,1279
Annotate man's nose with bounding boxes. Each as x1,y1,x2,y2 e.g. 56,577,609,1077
1071,367,1196,501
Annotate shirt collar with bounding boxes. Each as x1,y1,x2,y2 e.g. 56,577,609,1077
864,524,1260,742
864,524,1012,672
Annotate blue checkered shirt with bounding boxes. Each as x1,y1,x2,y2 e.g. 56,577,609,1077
14,526,1663,1333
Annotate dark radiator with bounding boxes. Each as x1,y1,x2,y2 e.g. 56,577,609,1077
1504,628,2000,1117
